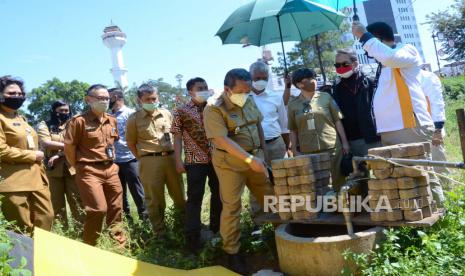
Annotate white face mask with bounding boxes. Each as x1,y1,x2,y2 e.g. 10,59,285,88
229,92,249,107
338,69,354,79
193,90,212,103
252,80,268,91
90,101,109,113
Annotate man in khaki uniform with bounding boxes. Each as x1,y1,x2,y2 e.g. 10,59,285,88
126,84,185,235
0,75,54,233
64,84,125,246
203,68,273,274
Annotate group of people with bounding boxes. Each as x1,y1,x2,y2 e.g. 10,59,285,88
0,21,447,274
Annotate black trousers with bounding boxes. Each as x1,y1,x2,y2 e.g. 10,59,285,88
185,163,222,236
116,159,148,220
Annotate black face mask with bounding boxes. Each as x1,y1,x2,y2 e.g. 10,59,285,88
1,96,26,110
57,113,70,122
109,101,116,110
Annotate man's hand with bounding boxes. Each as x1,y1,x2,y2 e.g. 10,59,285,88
249,157,268,175
35,151,45,162
47,155,60,167
284,74,292,89
432,130,444,146
175,159,186,173
352,21,367,39
342,142,351,155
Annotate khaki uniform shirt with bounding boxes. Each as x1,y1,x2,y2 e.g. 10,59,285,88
0,110,48,192
288,91,343,153
126,108,174,155
37,121,75,177
203,93,263,172
64,111,119,163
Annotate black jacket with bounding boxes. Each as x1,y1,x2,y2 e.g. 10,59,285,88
332,72,380,144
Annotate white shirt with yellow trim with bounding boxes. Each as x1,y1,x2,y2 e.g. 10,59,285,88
420,70,446,123
363,39,434,133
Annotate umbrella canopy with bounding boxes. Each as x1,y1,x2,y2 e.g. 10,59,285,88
216,0,346,47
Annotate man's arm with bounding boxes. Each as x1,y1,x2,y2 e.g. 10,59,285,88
290,130,299,156
63,118,80,167
125,115,140,159
335,120,350,155
212,136,267,175
64,144,77,167
173,134,185,173
353,22,420,68
127,142,139,159
257,122,269,165
283,74,292,106
277,95,291,150
204,104,267,174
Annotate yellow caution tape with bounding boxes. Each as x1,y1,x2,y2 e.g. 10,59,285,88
34,228,236,276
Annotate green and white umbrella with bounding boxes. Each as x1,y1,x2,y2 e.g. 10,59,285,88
216,0,346,74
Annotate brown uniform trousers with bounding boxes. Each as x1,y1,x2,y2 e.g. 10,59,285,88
37,121,84,225
64,112,123,245
126,108,185,233
0,111,53,233
204,94,274,254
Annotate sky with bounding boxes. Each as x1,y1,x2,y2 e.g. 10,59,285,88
0,0,457,91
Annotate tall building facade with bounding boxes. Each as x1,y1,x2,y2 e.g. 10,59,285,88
347,0,425,64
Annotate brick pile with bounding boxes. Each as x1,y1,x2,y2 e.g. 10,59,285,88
367,143,435,222
271,153,332,220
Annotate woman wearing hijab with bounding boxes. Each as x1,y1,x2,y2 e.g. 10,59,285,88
37,100,83,226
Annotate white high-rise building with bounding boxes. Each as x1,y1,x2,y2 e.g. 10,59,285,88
347,0,425,64
102,24,128,89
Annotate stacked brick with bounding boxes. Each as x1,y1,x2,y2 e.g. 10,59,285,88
367,143,434,222
271,153,331,221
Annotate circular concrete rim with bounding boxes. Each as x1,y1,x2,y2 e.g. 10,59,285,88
276,224,385,243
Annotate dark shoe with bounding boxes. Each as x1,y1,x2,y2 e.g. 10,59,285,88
227,253,247,275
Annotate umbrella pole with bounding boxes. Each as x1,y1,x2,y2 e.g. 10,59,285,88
352,0,359,21
314,35,327,84
276,15,288,76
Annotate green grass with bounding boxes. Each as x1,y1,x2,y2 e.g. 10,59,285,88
2,90,465,274
342,100,465,276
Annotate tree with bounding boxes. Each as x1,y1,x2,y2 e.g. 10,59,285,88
125,78,186,110
427,0,465,61
26,78,89,125
272,20,352,81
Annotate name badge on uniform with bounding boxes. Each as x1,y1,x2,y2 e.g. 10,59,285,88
307,119,315,130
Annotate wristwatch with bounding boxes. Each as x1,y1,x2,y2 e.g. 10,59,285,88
244,155,254,164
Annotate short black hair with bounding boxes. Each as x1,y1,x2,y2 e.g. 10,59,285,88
51,100,69,112
291,68,316,87
108,88,124,99
367,22,395,42
86,84,107,95
224,68,251,88
0,75,25,94
186,77,206,91
137,83,157,98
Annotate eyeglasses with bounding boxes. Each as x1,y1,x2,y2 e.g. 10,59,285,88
88,95,110,101
334,62,351,68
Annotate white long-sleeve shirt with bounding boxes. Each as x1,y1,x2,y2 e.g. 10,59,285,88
250,90,289,140
420,70,446,123
361,35,434,133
